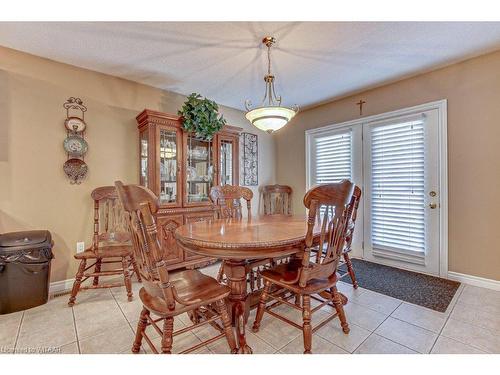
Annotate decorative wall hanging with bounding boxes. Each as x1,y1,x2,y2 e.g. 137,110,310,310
63,97,88,184
240,132,258,186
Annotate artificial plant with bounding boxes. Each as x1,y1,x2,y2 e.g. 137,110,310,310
178,93,227,140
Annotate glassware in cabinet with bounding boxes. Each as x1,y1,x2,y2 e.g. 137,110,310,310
185,135,215,204
159,128,179,205
140,130,149,188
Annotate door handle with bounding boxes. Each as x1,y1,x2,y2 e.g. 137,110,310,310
429,203,438,209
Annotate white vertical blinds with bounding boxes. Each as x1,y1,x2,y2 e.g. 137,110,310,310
370,118,426,254
313,130,352,184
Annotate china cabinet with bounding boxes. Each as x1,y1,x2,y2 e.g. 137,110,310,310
136,109,241,270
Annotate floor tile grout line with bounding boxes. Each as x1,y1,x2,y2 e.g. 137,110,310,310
442,286,500,336
371,303,439,354
110,289,136,334
347,294,402,316
110,288,144,353
369,333,421,354
70,306,81,354
350,301,403,354
386,315,443,336
438,285,496,353
370,300,460,354
316,319,373,353
436,286,496,353
428,283,465,353
13,312,24,353
252,324,300,352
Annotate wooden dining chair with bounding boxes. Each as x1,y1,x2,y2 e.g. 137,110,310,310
210,185,253,220
261,184,292,215
210,185,254,283
260,184,294,265
68,186,141,306
115,181,237,354
339,185,362,289
252,180,354,354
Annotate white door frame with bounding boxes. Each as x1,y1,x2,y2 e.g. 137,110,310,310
305,99,448,278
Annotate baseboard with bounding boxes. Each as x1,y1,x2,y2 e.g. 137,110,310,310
448,271,500,291
51,270,500,296
49,278,74,296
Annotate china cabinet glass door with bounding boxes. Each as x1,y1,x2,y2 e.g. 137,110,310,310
140,130,149,188
218,135,239,186
185,135,215,205
220,140,234,185
158,127,181,206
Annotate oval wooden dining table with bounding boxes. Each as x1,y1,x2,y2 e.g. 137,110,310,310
175,214,320,354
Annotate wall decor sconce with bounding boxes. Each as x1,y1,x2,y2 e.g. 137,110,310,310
62,97,88,184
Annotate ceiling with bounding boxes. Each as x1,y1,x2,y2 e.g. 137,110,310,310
2,22,500,110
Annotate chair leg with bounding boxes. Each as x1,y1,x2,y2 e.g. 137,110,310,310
343,253,358,289
216,261,225,283
132,307,149,353
332,286,350,334
130,255,142,283
68,259,86,306
294,293,301,306
92,258,102,286
161,317,174,354
216,299,238,354
252,280,271,333
187,309,200,324
302,295,312,354
122,257,133,301
249,269,255,292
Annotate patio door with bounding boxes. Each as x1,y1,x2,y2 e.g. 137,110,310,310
306,100,447,277
362,109,441,275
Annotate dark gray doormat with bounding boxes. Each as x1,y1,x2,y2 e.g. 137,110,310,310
338,258,460,312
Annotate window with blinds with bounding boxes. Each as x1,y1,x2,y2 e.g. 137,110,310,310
370,118,426,255
313,130,352,185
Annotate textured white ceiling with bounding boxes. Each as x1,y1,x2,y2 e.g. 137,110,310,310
1,22,500,110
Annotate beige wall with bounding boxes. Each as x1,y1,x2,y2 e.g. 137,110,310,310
0,46,276,283
276,49,500,281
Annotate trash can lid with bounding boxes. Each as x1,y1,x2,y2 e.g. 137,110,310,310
0,230,51,248
0,231,53,263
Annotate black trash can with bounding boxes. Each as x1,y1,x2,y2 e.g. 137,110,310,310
0,230,54,314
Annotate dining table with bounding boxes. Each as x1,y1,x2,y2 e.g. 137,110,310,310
175,214,346,354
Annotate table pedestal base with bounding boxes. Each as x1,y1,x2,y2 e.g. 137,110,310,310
224,259,252,354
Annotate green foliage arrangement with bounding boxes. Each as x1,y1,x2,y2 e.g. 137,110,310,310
178,93,227,140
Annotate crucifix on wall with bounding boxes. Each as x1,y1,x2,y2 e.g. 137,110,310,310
356,99,366,116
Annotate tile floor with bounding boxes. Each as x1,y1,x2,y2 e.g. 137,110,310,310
1,263,498,354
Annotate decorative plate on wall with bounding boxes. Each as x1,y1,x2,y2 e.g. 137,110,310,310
63,135,88,157
64,116,87,133
63,158,88,184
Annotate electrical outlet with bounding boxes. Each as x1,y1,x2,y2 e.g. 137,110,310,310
76,242,85,253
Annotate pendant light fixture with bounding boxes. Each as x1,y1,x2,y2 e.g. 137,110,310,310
245,36,298,133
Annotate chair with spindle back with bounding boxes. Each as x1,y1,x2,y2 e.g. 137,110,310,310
210,185,253,220
115,181,237,354
252,180,354,354
338,185,362,288
68,186,141,306
260,184,294,280
209,185,255,284
261,184,292,215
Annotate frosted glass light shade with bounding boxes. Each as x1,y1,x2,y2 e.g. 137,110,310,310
245,106,297,133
